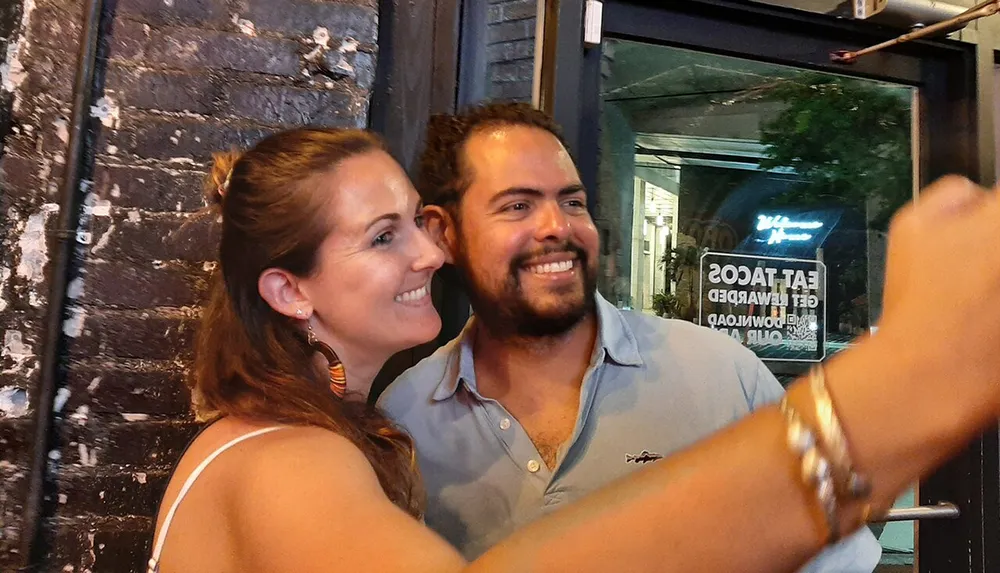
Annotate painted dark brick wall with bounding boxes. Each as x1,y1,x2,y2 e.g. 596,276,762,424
0,1,22,157
1,0,30,565
0,0,378,570
486,0,536,102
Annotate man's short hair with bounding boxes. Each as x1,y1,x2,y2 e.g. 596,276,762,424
416,102,568,211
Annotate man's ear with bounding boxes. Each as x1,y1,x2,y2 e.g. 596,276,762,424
258,268,312,319
422,205,458,265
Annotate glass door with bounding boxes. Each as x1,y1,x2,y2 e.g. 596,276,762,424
600,39,916,572
542,1,993,572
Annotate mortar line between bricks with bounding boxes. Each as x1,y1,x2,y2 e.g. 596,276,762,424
84,207,205,216
77,307,198,317
104,61,373,87
107,110,367,133
486,39,535,46
52,467,175,475
63,356,192,368
92,162,207,175
488,16,537,25
109,76,361,91
113,101,362,123
94,157,211,169
75,298,205,308
44,515,155,527
79,211,209,218
112,16,380,49
61,413,196,422
75,306,203,317
489,57,537,66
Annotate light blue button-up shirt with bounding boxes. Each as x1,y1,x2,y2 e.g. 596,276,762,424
378,293,881,571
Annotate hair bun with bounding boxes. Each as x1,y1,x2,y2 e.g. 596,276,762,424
205,150,243,209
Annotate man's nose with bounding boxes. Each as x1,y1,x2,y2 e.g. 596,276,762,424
534,201,571,242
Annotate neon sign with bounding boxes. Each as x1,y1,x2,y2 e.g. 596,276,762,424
755,215,823,245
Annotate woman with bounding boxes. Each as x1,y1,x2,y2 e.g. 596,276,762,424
150,127,1000,572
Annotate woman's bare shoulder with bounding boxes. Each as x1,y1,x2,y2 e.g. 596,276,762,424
216,424,461,573
228,424,382,491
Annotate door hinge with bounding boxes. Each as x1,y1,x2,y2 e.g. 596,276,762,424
584,0,603,46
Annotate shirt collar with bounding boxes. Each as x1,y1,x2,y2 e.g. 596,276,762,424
594,292,644,368
430,292,644,402
430,318,477,402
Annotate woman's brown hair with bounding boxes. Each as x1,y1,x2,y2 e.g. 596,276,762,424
193,128,422,517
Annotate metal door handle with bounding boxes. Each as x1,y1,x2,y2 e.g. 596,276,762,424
874,502,960,522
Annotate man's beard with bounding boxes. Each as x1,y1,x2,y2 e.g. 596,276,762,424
455,240,597,339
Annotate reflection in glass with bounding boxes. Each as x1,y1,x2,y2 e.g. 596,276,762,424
596,40,916,571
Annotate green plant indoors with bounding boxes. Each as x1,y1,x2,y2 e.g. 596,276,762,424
651,291,681,318
659,244,703,321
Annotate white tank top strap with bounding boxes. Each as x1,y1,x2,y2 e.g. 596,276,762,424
147,426,287,573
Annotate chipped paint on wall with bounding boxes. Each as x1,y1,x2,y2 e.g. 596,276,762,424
62,306,86,338
16,203,60,288
2,329,33,375
52,116,69,144
90,223,115,255
0,385,29,418
53,386,71,412
69,404,89,426
0,0,36,109
304,27,331,63
0,40,26,94
0,266,11,312
66,276,85,299
231,14,256,36
89,96,120,129
313,27,331,48
87,199,111,218
76,442,98,467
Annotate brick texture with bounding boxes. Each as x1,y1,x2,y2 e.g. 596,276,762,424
486,0,536,103
0,0,26,566
0,0,378,570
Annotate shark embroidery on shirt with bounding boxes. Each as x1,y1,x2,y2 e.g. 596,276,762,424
625,450,663,464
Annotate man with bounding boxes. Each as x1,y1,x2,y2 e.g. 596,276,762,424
377,103,881,571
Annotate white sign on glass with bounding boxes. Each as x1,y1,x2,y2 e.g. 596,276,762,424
698,251,827,362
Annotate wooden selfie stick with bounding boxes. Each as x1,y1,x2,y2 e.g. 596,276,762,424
832,0,1000,63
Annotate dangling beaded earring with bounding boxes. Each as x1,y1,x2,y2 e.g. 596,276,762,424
305,319,348,398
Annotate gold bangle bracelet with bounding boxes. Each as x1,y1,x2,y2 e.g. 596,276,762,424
809,366,872,501
781,396,841,543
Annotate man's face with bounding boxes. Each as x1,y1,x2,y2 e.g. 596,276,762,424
451,125,600,337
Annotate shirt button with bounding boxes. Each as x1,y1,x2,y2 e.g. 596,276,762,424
527,460,541,473
499,418,511,430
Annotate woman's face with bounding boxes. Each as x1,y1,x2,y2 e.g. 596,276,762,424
298,150,445,373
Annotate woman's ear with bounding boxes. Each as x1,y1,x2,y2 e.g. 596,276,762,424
422,205,458,265
258,268,312,319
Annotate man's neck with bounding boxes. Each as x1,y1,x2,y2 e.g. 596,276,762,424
472,311,599,402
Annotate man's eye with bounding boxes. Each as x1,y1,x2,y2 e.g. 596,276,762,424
415,214,425,228
504,202,529,212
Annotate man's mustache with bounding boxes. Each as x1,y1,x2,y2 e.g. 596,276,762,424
509,242,589,271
